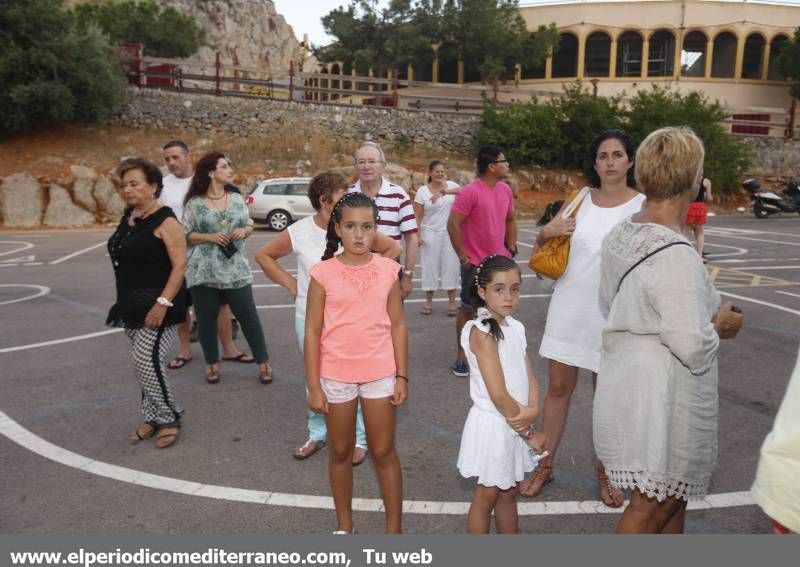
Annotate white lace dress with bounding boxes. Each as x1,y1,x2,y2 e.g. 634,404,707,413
593,218,722,501
539,190,646,373
457,315,535,489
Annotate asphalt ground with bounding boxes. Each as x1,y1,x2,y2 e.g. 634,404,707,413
1,214,799,534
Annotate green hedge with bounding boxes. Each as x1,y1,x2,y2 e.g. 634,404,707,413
476,83,750,195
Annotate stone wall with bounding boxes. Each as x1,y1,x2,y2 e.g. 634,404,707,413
741,137,800,177
0,167,124,228
114,88,480,154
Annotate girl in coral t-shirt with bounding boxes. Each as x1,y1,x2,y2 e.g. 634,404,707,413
305,192,409,534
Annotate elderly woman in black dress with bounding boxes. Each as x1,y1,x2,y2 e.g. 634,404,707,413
107,157,189,449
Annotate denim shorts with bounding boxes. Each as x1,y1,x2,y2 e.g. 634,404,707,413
459,263,476,309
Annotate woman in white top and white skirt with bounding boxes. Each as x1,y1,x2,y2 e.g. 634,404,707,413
413,161,461,316
522,130,645,506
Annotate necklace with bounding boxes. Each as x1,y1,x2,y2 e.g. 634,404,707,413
207,191,226,200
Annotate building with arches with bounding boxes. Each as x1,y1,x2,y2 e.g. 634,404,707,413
516,0,797,112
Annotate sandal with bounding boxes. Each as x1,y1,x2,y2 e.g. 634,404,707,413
168,356,192,369
598,464,624,508
519,463,554,498
154,425,179,449
447,306,458,317
128,422,157,444
206,365,220,384
222,353,255,363
352,445,368,466
419,305,432,315
293,438,326,460
259,362,273,384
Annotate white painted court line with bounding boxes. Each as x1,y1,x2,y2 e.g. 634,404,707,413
775,290,800,300
0,284,50,306
49,241,107,265
0,241,34,258
704,234,800,247
703,242,748,257
715,258,800,264
0,329,124,354
726,265,800,271
719,291,800,317
0,410,755,515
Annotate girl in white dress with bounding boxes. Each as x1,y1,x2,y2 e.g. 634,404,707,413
523,130,645,506
457,255,547,534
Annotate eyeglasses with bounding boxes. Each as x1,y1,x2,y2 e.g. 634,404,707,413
492,159,509,165
356,159,384,168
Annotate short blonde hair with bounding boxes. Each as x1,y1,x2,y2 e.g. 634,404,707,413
634,127,704,200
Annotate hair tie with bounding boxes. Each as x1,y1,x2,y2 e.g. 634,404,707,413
476,307,491,320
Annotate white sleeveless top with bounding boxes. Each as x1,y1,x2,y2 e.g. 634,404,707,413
539,189,646,373
287,215,328,318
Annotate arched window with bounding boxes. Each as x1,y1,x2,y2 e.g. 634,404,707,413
742,34,766,79
552,32,579,78
711,32,737,78
584,31,611,77
681,31,707,77
330,63,341,100
320,68,329,101
616,31,643,77
648,29,675,76
768,35,789,80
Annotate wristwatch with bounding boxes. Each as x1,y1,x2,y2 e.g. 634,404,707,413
156,297,174,307
402,269,414,278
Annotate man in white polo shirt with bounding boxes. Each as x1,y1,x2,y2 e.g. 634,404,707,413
161,140,252,370
349,141,418,298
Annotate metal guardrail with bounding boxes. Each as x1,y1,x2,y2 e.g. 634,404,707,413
126,55,797,135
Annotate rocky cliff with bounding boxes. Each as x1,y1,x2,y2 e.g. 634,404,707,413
69,0,301,72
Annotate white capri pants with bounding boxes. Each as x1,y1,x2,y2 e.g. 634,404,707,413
420,228,461,291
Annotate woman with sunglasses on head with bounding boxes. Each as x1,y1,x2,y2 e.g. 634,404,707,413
182,152,271,385
522,130,645,506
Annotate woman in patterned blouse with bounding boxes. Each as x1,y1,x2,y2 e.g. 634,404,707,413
182,152,271,384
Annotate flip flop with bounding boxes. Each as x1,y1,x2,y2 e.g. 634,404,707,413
259,362,273,384
167,356,192,369
154,425,179,449
128,422,157,444
419,305,432,315
222,353,255,363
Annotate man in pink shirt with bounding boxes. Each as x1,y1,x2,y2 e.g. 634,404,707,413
447,146,518,377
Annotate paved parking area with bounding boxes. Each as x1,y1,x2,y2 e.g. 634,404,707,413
1,214,798,534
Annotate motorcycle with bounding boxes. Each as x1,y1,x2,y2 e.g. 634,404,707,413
742,178,800,218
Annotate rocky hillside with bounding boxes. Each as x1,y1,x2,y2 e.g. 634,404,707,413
68,0,301,72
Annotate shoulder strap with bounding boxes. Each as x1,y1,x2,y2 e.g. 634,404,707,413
616,241,692,293
560,186,590,219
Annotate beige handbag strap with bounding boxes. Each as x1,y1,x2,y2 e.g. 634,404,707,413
559,186,591,219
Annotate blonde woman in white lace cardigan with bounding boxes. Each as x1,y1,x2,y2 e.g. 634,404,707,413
594,127,743,533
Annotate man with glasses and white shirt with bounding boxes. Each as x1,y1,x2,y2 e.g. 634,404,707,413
349,142,419,299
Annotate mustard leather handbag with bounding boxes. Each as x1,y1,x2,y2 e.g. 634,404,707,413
529,187,590,280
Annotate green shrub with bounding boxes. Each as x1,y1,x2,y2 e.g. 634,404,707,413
477,98,564,166
476,82,749,196
0,0,127,133
626,85,750,196
549,82,624,170
72,0,205,58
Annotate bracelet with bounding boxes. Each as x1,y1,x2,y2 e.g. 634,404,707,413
396,374,408,382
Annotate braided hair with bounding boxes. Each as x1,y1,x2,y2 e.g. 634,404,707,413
469,255,521,341
321,192,379,261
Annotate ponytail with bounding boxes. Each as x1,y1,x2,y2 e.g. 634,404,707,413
469,255,520,341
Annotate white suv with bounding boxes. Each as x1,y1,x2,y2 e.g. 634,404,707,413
246,177,314,230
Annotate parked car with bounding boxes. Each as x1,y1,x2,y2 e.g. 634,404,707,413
246,177,314,230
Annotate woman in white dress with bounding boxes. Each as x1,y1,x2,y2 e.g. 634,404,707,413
594,127,743,533
413,161,461,316
522,130,645,505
